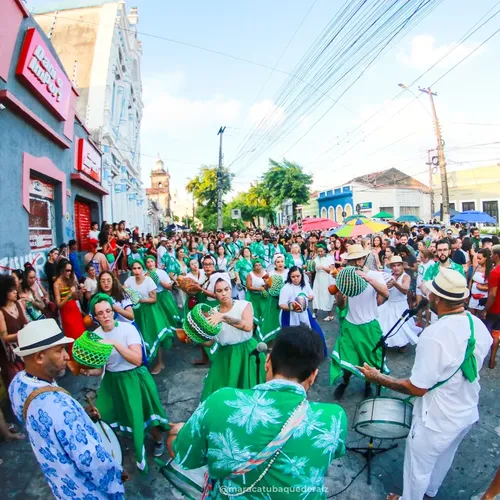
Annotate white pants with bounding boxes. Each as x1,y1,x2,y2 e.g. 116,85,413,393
401,415,472,500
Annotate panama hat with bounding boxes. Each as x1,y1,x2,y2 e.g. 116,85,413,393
427,267,470,301
341,244,370,260
14,318,74,357
388,256,403,266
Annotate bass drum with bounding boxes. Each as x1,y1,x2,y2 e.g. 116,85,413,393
353,397,413,440
95,420,122,464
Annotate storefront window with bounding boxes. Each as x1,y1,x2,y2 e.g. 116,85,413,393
29,178,55,250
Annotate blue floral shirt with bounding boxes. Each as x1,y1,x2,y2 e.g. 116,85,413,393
9,371,124,500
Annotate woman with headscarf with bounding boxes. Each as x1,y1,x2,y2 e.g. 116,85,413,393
312,242,335,321
124,259,174,373
82,294,169,472
245,259,270,331
198,273,266,401
259,253,287,345
279,266,327,357
234,247,253,300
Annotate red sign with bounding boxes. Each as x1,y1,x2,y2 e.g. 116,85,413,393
16,28,71,120
77,138,102,183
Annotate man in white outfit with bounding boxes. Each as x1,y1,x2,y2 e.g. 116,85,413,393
359,267,492,500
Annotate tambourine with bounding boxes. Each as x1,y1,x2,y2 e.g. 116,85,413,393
183,303,222,344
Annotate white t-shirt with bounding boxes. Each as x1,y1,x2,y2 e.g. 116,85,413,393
187,270,206,284
346,270,385,325
416,260,433,295
95,323,142,372
124,276,156,298
157,245,167,268
88,230,99,240
83,277,98,296
410,313,492,433
155,269,171,292
115,297,134,323
279,282,312,327
216,300,253,346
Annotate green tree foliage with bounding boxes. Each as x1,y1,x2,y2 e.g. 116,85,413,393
261,159,312,214
227,182,274,228
186,165,233,209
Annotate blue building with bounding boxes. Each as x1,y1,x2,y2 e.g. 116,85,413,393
318,186,354,222
0,0,107,279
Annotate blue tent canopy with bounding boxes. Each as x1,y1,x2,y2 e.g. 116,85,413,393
450,210,497,224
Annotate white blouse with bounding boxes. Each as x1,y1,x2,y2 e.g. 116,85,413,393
216,300,253,346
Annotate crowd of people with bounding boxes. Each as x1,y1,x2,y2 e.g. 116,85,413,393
0,218,499,499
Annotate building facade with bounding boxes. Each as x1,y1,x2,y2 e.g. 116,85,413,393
433,165,500,222
0,0,107,278
34,0,146,229
296,190,319,219
145,158,171,231
318,168,432,223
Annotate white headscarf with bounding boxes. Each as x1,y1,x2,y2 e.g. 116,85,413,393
273,252,286,265
208,272,232,293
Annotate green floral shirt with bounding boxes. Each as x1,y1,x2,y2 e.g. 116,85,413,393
174,380,347,499
423,260,466,282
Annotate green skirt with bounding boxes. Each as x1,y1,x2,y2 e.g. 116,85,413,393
330,318,388,384
200,337,266,401
258,295,281,343
246,290,269,327
157,290,181,327
96,366,169,472
134,302,175,360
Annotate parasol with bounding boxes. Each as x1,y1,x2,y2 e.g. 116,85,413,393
333,217,390,237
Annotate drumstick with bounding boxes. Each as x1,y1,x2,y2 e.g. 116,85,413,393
86,395,110,442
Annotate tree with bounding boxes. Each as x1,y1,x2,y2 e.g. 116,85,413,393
186,165,234,229
261,159,312,219
186,165,233,209
227,182,274,228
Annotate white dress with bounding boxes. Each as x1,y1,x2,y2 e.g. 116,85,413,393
279,282,313,327
378,273,421,347
215,300,253,346
469,270,488,310
312,256,334,312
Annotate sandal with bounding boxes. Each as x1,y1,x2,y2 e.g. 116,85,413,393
323,316,333,322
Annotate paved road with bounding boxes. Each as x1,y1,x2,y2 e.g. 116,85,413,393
1,313,499,499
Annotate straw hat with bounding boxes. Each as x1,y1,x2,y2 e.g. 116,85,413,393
427,267,470,301
341,244,370,260
14,319,74,357
388,256,403,266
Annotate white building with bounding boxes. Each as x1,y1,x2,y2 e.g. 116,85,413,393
34,0,146,229
318,168,432,222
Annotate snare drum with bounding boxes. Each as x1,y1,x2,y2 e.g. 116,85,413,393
353,397,413,440
95,420,122,464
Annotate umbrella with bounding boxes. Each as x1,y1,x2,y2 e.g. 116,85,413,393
290,217,340,231
343,214,369,223
396,215,423,223
450,210,497,224
372,211,394,219
333,217,390,237
432,208,459,218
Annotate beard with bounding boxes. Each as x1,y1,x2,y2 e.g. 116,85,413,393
438,254,449,263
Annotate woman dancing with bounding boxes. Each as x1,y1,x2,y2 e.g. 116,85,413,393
279,266,327,356
234,247,253,300
82,294,169,472
245,259,269,330
98,271,135,323
312,243,335,321
199,273,266,401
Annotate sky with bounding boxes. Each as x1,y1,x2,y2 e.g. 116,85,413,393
29,0,500,200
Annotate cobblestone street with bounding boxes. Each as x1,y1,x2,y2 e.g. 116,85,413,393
1,314,498,499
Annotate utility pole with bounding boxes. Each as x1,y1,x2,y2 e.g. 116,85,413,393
419,87,450,225
426,149,435,217
217,126,226,231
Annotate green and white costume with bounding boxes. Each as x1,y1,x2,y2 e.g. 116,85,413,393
423,260,466,281
147,268,181,328
245,271,270,329
234,257,253,291
174,379,347,499
330,270,388,383
285,252,306,269
124,275,174,360
95,322,169,472
201,299,265,402
258,268,287,343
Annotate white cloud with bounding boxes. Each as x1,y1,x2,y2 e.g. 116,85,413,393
141,71,241,134
247,99,285,126
398,35,485,70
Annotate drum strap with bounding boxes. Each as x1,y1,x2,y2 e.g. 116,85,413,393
23,386,70,423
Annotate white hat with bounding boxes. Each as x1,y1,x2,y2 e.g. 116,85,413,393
14,319,74,357
427,267,470,301
341,244,370,260
388,256,403,266
160,236,168,242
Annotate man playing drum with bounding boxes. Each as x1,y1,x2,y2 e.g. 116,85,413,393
9,319,125,499
330,244,390,400
169,326,347,499
359,268,492,500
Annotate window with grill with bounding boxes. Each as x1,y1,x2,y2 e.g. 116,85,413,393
462,201,475,211
400,206,419,216
483,201,498,221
